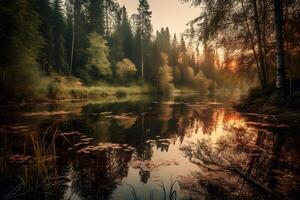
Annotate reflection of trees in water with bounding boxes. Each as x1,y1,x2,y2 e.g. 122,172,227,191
71,149,132,200
139,169,150,184
27,100,299,199
180,120,300,199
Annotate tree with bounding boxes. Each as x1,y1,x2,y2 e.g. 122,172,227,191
170,34,179,67
88,0,104,35
85,32,111,82
35,0,53,72
133,0,152,79
73,0,89,72
103,0,120,38
273,0,286,93
252,0,268,89
109,25,125,75
0,0,45,99
193,71,210,93
52,0,67,73
120,6,133,60
116,58,137,82
157,53,174,93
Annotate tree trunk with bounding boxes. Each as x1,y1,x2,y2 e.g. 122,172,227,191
273,0,286,92
105,0,109,38
69,3,75,76
240,0,263,89
252,0,267,89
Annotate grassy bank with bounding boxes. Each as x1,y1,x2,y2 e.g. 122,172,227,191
47,80,153,100
236,86,300,126
1,74,155,104
237,87,300,114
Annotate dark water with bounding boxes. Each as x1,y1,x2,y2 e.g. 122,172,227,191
0,94,299,200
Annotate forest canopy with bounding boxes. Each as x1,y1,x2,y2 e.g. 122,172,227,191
0,0,299,102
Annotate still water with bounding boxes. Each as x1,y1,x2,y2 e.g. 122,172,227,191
0,94,299,199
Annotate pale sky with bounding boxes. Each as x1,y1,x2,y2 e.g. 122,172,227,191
117,0,200,37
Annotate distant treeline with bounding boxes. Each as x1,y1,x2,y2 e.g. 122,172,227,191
0,0,245,101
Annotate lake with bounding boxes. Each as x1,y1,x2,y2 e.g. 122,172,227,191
0,94,299,200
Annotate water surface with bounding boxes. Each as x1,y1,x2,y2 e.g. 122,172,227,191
0,94,299,199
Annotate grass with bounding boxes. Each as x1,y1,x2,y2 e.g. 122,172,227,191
0,131,12,175
127,178,180,200
46,75,154,101
237,84,300,114
1,128,71,200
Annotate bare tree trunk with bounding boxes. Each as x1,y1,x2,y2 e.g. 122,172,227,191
141,53,144,79
240,0,263,89
273,0,286,93
261,0,269,83
284,0,292,96
105,0,109,38
69,3,75,76
1,69,6,98
252,0,267,89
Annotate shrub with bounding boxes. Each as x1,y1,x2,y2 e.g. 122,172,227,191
115,58,137,82
157,53,175,94
85,32,111,80
47,82,67,99
193,71,210,93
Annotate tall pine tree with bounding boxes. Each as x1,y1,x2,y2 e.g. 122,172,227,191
52,0,67,73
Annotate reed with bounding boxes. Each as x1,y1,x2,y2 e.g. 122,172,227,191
0,132,12,175
2,127,70,199
127,178,179,200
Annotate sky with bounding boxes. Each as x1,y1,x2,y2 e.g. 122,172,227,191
117,0,200,37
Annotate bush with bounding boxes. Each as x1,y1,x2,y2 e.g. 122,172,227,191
85,32,112,80
157,53,175,94
115,58,137,82
116,89,127,98
47,82,67,99
2,65,48,101
193,71,209,93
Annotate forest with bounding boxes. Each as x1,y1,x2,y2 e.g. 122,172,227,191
0,0,300,200
0,0,254,103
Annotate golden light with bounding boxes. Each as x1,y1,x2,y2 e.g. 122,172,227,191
229,60,237,72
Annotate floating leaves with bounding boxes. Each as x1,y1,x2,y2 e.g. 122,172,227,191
76,143,135,155
9,154,31,164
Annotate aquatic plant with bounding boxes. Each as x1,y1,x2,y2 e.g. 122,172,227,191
1,127,71,199
127,178,179,200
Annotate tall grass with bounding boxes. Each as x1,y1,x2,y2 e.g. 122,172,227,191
0,131,12,175
46,77,154,100
2,128,70,199
127,178,179,200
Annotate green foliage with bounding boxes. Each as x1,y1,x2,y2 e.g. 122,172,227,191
193,71,210,93
120,6,133,59
35,0,53,70
116,58,137,82
47,81,67,99
85,32,111,82
135,0,152,40
0,0,248,101
0,0,47,100
157,53,174,94
52,0,67,73
88,0,105,35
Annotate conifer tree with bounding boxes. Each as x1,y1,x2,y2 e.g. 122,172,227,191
0,0,45,99
52,0,67,73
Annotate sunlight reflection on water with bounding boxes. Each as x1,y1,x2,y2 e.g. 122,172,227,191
0,94,299,199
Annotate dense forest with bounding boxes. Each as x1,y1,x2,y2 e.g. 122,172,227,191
0,0,251,102
1,0,300,199
182,0,300,109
